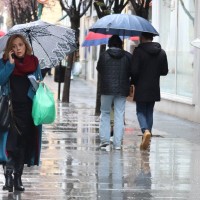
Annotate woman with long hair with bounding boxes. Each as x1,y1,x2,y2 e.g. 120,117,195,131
0,34,43,192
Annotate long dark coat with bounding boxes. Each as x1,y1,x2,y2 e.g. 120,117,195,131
0,59,43,166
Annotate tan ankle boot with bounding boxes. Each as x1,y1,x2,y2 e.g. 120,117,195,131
140,130,151,150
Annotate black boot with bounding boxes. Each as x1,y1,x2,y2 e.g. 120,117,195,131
2,165,14,192
14,164,25,191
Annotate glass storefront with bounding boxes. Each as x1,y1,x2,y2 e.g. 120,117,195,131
159,0,195,98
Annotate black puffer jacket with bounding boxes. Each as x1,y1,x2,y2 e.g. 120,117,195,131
132,42,168,102
97,48,132,97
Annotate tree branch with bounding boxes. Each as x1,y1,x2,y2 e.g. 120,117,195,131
77,0,82,13
113,0,129,13
179,0,194,24
59,0,71,16
129,0,139,11
80,0,93,18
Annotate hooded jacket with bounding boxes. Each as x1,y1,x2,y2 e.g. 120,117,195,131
132,42,168,102
97,47,132,96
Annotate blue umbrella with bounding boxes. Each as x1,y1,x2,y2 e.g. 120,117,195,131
89,14,159,36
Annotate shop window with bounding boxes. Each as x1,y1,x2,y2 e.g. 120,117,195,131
159,0,195,98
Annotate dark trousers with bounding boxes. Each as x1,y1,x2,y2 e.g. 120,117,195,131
136,102,155,133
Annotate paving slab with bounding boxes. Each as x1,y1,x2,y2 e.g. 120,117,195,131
0,75,200,200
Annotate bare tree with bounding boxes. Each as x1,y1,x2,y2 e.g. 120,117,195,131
129,0,152,19
3,0,38,26
59,0,93,103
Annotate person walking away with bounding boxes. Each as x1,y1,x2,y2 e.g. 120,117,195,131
0,34,43,192
96,35,132,151
131,32,168,150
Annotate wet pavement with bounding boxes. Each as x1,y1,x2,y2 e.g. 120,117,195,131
1,75,200,200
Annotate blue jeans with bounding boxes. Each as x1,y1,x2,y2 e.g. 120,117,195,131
136,102,155,133
99,95,126,147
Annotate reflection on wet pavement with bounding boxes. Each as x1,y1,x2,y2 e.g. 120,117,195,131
1,78,200,200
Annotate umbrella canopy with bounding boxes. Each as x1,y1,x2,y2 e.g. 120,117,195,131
82,32,112,47
0,30,5,37
0,20,77,68
89,14,159,36
130,36,139,41
82,31,135,47
191,38,200,49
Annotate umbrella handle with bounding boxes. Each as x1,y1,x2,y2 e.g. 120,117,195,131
26,30,33,49
26,30,35,57
28,35,33,48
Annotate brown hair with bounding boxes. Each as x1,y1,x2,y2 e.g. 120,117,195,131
4,34,32,59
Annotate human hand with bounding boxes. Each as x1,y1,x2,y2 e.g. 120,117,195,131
8,51,15,64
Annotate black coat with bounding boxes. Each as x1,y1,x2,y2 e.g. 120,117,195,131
96,48,132,97
132,42,168,102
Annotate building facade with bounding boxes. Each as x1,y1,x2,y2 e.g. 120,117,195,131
152,0,200,123
79,0,200,123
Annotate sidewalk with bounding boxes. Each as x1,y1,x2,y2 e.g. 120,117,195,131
0,75,200,200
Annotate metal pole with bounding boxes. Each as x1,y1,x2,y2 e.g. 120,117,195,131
58,82,61,100
58,61,61,100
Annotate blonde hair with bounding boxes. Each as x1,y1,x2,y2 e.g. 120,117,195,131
4,34,32,59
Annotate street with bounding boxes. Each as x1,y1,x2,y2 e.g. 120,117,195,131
0,75,200,200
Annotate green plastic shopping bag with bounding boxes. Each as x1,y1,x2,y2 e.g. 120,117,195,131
32,83,56,126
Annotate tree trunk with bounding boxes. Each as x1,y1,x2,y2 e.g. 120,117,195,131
95,73,101,116
61,10,79,102
62,53,74,102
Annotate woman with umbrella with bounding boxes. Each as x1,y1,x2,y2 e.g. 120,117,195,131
0,34,43,192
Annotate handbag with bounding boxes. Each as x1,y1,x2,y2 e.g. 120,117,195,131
0,95,11,132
